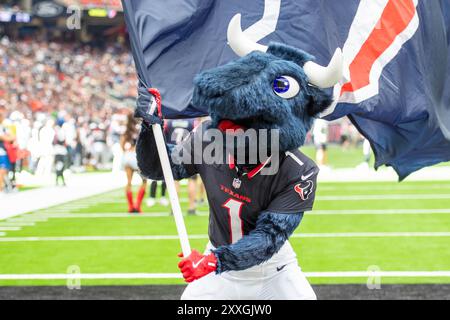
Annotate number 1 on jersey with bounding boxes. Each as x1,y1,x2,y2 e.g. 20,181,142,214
222,198,244,243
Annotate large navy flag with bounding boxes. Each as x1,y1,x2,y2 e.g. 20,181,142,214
123,0,450,179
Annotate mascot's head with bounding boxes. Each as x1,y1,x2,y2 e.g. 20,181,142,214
192,14,343,153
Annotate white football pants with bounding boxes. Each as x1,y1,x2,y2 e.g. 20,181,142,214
181,241,316,300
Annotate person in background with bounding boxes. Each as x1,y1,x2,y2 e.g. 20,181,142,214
0,106,13,194
62,114,77,169
312,118,329,167
196,177,206,206
363,139,371,164
3,113,18,187
186,175,198,216
121,113,147,214
146,118,199,213
340,119,352,150
76,120,89,171
54,124,68,186
35,118,56,177
90,122,108,170
195,117,210,208
72,130,83,171
110,113,127,174
164,118,199,215
359,138,372,169
147,180,168,207
11,112,31,176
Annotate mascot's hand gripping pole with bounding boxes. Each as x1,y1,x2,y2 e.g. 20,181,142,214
147,88,191,256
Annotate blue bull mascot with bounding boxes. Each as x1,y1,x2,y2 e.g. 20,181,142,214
136,15,343,300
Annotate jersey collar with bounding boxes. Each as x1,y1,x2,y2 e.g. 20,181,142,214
228,153,272,180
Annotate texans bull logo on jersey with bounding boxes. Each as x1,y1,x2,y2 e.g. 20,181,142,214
294,181,314,201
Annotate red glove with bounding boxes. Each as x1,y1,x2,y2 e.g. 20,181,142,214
178,250,217,283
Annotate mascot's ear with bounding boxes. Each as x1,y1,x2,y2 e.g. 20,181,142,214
306,87,333,117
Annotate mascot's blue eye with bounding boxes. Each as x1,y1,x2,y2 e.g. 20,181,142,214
273,77,290,94
273,76,300,99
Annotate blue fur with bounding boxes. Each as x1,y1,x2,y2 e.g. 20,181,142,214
192,42,333,152
136,125,193,181
134,101,191,181
267,42,313,67
213,212,303,273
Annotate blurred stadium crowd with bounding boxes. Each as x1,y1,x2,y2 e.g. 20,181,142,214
0,34,139,193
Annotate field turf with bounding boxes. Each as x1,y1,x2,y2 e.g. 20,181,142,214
0,178,449,287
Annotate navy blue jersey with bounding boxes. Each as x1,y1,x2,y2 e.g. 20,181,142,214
173,121,319,247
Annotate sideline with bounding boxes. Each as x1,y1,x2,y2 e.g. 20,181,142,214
0,173,124,221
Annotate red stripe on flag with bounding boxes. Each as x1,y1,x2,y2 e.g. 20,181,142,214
340,0,416,96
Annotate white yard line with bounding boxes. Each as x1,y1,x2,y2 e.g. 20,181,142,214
0,235,209,242
318,166,450,182
0,227,21,231
54,210,84,212
51,206,90,210
31,209,450,219
317,194,450,201
0,273,182,280
0,222,35,227
319,185,450,191
0,173,123,221
0,271,449,280
37,194,450,210
305,271,450,278
7,217,48,223
291,232,450,238
0,232,4,236
34,213,171,219
77,198,190,205
310,209,450,215
1,232,450,242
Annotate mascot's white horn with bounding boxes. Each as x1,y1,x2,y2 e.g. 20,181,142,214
303,49,343,88
227,13,343,88
227,14,268,57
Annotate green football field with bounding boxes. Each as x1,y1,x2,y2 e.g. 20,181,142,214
1,178,449,287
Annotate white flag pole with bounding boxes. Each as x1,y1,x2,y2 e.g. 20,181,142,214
148,89,191,256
